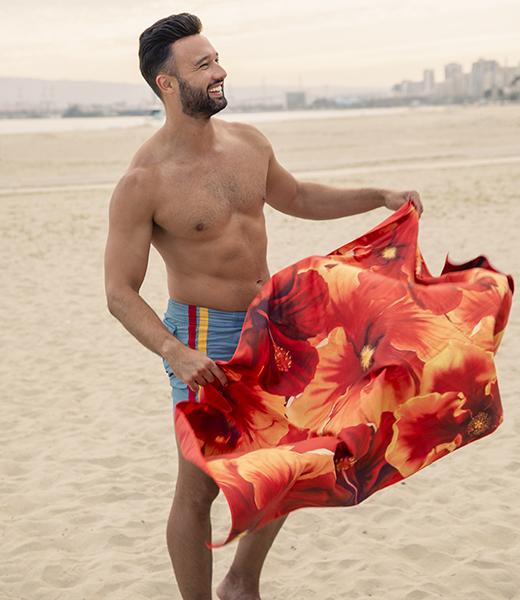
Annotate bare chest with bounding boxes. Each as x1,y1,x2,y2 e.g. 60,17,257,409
153,154,267,237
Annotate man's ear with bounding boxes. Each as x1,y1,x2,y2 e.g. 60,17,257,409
156,74,176,96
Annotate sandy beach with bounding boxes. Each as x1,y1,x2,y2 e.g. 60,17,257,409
1,104,519,599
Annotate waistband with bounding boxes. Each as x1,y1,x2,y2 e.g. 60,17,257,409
165,299,247,323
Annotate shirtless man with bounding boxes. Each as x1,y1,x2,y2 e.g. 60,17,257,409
104,13,423,600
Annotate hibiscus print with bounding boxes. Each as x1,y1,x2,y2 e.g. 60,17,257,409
386,341,501,477
174,202,513,546
236,262,330,395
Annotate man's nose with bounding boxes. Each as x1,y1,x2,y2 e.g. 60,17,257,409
215,64,227,80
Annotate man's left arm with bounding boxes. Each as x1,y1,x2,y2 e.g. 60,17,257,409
265,150,423,219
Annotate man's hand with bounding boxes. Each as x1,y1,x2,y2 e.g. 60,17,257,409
383,189,423,216
167,344,229,393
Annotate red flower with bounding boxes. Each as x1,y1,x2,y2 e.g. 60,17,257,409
251,261,329,340
230,263,329,395
333,413,402,503
441,268,513,350
406,281,463,315
199,381,291,453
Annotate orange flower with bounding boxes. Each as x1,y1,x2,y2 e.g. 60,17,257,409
443,269,513,351
386,341,501,477
330,201,419,282
205,440,337,545
325,263,465,364
287,326,422,433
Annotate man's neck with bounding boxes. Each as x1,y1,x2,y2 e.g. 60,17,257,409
160,106,220,156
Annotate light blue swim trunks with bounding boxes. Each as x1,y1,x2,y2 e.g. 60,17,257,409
162,299,247,406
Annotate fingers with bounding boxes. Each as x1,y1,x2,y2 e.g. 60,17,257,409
186,361,228,393
384,189,423,216
407,190,423,217
212,364,229,388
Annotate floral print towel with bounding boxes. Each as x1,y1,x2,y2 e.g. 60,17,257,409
174,202,514,547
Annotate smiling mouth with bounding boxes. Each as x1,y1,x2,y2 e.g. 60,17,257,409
208,81,224,97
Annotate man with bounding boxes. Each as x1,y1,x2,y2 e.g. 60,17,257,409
104,12,423,600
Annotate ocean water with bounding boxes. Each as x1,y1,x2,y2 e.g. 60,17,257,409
0,106,444,135
0,115,157,135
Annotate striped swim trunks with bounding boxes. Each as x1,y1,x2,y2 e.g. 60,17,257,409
162,299,247,406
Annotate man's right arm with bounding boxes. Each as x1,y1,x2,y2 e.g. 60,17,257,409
104,171,228,393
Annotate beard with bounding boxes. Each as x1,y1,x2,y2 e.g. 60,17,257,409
177,76,228,120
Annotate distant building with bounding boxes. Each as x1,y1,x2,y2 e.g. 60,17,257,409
285,92,306,110
483,64,520,99
423,70,435,94
471,58,500,96
445,63,463,80
434,70,472,100
392,69,434,98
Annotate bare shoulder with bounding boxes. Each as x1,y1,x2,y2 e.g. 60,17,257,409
110,133,164,217
109,165,159,226
111,164,154,204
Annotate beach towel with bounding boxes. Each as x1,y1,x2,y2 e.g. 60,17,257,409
174,202,514,547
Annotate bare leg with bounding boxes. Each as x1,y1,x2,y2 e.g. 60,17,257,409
216,515,288,600
167,439,220,600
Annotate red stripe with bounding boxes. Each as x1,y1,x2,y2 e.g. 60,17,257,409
187,305,197,402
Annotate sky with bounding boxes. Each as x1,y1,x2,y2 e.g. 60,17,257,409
1,0,519,90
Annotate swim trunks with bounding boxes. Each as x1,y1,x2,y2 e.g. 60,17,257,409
163,299,247,406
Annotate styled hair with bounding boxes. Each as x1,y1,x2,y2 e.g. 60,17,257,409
139,13,203,98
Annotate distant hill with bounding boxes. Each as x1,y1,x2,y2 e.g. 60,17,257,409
0,77,155,112
225,84,389,109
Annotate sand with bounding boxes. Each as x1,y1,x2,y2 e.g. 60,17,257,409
1,104,519,599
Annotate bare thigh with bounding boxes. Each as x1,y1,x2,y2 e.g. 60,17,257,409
172,438,220,511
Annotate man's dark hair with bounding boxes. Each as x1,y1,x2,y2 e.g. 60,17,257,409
139,13,203,98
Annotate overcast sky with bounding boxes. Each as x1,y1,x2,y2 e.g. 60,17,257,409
1,0,519,89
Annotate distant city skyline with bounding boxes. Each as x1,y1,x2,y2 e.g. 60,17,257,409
393,56,520,101
1,0,519,89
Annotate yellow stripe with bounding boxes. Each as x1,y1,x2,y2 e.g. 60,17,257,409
198,307,209,355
